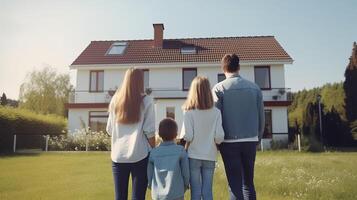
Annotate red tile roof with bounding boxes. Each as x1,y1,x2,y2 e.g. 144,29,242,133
71,36,292,65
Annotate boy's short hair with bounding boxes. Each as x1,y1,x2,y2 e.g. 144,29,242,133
159,118,178,141
221,54,240,73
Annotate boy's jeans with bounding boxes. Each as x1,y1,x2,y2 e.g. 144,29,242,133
189,158,215,200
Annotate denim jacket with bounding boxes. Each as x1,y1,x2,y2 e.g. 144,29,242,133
212,74,265,141
147,141,190,200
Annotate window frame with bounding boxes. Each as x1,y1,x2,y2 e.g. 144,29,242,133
254,66,271,90
106,42,128,55
180,46,197,54
88,111,109,132
89,70,104,93
263,109,273,139
182,68,197,91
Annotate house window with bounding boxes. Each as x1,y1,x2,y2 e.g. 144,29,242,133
90,71,104,92
89,111,108,132
218,73,226,83
107,42,127,55
263,110,273,139
143,69,149,89
181,46,196,54
182,68,197,90
166,107,175,119
254,66,271,90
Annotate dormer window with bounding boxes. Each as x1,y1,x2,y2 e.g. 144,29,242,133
181,46,196,54
107,42,128,55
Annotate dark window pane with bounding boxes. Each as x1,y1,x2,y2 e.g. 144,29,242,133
183,69,197,90
254,67,271,89
263,110,272,139
218,73,226,83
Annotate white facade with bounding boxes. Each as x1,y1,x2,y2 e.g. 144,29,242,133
68,62,291,146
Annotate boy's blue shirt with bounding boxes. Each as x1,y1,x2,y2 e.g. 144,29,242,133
147,141,190,200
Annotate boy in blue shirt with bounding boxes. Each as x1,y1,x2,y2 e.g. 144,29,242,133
147,118,190,200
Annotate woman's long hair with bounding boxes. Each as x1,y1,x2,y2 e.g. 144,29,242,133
109,68,144,124
182,76,214,111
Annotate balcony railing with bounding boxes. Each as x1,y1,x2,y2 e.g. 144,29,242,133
68,88,292,103
262,88,292,101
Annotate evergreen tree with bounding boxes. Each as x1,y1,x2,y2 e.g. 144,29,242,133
324,107,353,146
343,42,357,122
0,93,7,106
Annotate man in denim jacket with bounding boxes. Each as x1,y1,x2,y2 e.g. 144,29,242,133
212,54,265,200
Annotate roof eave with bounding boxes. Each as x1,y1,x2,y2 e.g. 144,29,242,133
69,59,293,70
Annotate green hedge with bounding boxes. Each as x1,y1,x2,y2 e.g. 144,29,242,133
0,106,67,152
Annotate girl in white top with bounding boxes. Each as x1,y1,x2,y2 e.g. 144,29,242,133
180,76,225,200
106,68,155,200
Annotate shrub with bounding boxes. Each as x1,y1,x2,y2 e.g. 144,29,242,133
271,140,288,150
48,129,111,151
0,106,66,152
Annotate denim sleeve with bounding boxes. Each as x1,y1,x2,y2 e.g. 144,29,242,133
143,99,156,139
180,149,190,189
214,111,225,144
212,85,223,111
257,90,265,140
147,155,154,189
181,111,194,142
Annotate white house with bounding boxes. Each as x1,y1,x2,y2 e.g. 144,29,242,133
67,24,293,147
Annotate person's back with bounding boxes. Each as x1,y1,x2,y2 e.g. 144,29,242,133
213,75,264,140
180,76,224,200
181,107,224,161
212,54,264,200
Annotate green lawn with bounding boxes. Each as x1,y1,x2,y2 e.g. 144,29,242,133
0,151,356,200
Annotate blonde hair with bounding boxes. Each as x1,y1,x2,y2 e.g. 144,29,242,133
109,68,144,124
182,76,214,111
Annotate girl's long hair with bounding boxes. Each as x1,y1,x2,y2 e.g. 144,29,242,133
109,68,144,124
182,76,214,111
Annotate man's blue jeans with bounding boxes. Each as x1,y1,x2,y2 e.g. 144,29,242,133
189,158,215,200
219,142,257,200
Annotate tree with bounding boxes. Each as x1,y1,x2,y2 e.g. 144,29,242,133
0,93,7,106
344,42,357,122
19,67,73,116
302,102,324,151
324,107,352,147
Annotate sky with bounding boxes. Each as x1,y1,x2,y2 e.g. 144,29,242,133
0,0,356,99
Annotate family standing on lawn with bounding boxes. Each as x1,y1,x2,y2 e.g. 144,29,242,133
106,54,265,200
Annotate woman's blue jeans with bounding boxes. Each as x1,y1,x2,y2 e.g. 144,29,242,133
189,158,215,200
112,157,148,200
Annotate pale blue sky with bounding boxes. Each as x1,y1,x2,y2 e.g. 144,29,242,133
0,0,356,99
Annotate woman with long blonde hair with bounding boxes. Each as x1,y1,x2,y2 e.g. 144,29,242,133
180,76,225,200
106,68,156,200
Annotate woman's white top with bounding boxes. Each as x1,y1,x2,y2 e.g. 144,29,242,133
180,107,225,161
106,95,156,163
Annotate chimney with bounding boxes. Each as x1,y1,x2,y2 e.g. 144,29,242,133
153,23,164,48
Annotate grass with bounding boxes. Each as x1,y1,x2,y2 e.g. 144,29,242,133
0,151,356,200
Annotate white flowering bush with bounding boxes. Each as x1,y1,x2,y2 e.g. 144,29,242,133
48,128,111,151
